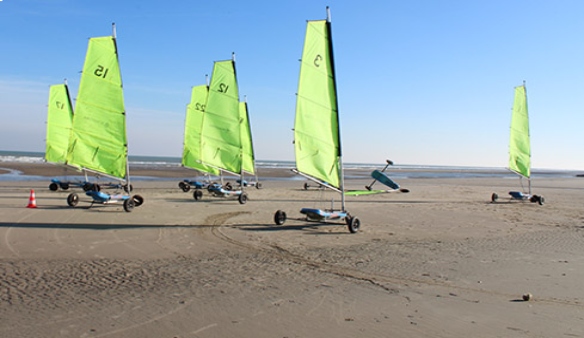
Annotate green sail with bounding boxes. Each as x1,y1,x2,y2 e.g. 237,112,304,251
200,60,242,174
508,84,531,178
294,19,341,189
239,101,255,175
45,83,74,164
182,85,220,175
66,36,128,181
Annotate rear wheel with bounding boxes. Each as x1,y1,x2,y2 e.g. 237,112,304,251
132,195,144,207
193,189,203,200
124,184,133,193
303,182,309,190
274,210,286,225
238,193,248,205
491,193,498,203
60,183,70,190
256,183,262,189
123,198,135,212
49,182,58,191
537,195,545,205
224,182,233,191
67,193,79,207
347,216,361,233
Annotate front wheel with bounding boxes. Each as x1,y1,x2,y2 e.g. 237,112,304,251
238,193,248,205
274,210,286,225
49,182,58,191
67,193,79,207
347,216,361,233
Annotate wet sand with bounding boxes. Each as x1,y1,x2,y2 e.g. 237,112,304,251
1,162,584,337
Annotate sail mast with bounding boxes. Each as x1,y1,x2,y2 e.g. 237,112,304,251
523,81,531,195
113,22,130,188
326,6,345,211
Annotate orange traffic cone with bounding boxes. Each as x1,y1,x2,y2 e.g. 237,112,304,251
27,189,37,208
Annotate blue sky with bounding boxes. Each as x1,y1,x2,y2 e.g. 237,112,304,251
1,0,583,170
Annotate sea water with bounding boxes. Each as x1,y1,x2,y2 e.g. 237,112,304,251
0,150,580,181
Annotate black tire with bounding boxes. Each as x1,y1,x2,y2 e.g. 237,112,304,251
194,189,203,200
49,182,58,191
132,195,144,207
274,210,286,225
123,184,133,193
82,183,91,191
123,198,135,212
207,183,217,193
491,193,498,203
538,195,545,205
238,193,248,205
60,183,70,190
303,182,309,190
67,193,79,207
347,216,361,233
179,181,190,192
530,195,538,203
224,182,233,191
256,183,262,189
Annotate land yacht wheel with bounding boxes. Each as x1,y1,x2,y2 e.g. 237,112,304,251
193,189,203,200
132,195,144,207
238,193,248,205
274,210,287,225
347,216,361,233
179,181,190,192
123,198,135,212
491,193,498,203
67,193,79,207
49,182,58,191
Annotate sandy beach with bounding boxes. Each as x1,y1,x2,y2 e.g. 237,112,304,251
1,162,584,337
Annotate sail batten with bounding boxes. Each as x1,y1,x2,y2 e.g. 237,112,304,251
508,83,530,178
66,35,128,182
294,19,341,189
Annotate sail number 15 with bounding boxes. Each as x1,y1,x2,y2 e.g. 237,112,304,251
94,65,109,79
